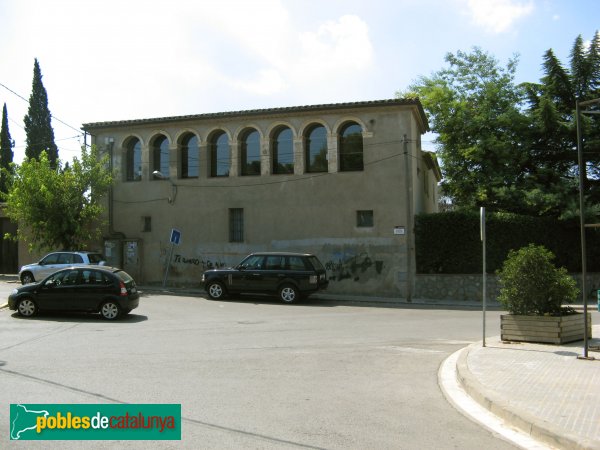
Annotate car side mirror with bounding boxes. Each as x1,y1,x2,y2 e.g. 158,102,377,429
45,280,56,288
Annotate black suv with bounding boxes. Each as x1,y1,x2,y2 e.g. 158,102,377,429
201,252,328,303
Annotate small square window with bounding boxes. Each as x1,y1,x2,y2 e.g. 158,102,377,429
142,216,152,232
357,210,374,228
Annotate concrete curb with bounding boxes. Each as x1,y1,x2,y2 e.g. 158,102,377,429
456,342,599,450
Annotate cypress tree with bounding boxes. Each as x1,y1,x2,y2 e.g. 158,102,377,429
23,58,58,166
0,102,14,194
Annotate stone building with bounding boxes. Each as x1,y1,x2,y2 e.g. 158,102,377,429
82,99,441,298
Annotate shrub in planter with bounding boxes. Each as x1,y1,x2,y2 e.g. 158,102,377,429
497,244,579,316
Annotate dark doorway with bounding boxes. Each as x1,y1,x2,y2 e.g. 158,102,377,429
0,218,18,273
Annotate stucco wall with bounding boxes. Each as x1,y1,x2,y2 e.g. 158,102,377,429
85,101,437,297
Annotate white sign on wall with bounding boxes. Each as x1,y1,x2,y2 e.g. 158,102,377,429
394,226,406,235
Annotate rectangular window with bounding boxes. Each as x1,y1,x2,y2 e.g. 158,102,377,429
357,210,374,228
142,216,152,232
229,208,244,242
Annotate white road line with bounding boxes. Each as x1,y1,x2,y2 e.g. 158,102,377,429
438,348,555,450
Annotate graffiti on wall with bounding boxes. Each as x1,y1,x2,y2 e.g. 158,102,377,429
325,252,384,282
173,254,227,270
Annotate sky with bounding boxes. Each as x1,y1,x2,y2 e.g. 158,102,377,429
0,0,598,164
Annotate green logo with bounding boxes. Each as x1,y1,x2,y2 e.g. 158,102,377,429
10,404,181,440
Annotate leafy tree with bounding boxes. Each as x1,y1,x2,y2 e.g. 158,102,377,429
521,32,600,209
3,145,112,252
399,48,537,213
402,34,600,217
23,58,58,166
0,103,14,194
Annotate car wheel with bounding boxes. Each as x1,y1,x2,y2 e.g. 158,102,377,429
100,301,121,320
279,284,299,303
20,272,35,285
207,281,226,300
17,298,38,317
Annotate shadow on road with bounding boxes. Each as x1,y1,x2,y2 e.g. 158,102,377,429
8,311,148,323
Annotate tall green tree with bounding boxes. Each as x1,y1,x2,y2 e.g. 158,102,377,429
3,145,112,252
0,103,14,194
23,58,58,166
399,48,539,214
521,32,600,210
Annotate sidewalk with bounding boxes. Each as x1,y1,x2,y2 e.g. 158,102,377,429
455,324,600,450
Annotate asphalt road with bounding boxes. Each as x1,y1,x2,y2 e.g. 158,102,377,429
0,282,518,449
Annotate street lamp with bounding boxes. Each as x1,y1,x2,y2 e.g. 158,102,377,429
152,170,178,205
575,97,600,360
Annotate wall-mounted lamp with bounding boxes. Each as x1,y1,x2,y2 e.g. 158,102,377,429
152,170,178,205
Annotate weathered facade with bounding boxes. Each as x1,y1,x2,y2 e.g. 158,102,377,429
82,99,440,298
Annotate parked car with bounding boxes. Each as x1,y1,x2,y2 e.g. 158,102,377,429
9,266,139,320
201,252,328,303
19,251,106,285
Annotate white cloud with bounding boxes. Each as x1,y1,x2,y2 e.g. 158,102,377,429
295,15,374,79
465,0,534,33
199,6,374,97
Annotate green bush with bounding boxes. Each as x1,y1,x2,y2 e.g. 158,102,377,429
496,244,579,316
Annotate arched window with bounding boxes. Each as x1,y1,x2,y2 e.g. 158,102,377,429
125,138,142,182
241,129,261,176
180,134,199,178
305,124,328,173
209,131,229,177
272,127,293,174
339,122,363,171
152,135,170,177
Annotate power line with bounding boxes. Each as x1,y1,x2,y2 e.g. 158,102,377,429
0,80,84,135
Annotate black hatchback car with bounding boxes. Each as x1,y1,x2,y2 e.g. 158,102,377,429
201,252,328,303
8,266,140,320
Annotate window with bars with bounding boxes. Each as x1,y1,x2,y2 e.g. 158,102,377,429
229,208,244,242
356,210,374,228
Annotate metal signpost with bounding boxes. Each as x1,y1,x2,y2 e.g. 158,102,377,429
481,207,486,347
162,229,181,288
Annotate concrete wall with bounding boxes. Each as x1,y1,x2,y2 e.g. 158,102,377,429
85,101,438,297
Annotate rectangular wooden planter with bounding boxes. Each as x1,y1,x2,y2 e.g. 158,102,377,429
501,313,592,344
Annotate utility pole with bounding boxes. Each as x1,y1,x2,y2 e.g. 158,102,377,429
575,97,600,360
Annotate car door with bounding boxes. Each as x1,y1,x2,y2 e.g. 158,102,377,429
237,255,266,292
286,255,312,289
78,269,113,310
261,255,287,292
36,253,62,279
35,269,82,311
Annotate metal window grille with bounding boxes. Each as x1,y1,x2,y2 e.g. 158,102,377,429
229,208,244,242
357,210,374,228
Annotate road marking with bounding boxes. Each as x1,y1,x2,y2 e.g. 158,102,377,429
376,346,445,353
439,348,553,450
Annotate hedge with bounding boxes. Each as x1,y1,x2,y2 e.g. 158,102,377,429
415,211,600,274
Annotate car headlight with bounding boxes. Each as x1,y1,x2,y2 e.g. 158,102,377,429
11,289,18,295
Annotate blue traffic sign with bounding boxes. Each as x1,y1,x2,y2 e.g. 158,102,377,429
170,229,181,245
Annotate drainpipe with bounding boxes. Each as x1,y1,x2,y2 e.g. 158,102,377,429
404,134,413,302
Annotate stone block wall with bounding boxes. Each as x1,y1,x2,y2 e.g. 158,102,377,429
415,273,600,303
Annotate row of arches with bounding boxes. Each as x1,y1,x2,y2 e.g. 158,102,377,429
123,121,365,181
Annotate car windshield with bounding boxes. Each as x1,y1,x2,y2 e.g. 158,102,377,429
87,253,104,264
